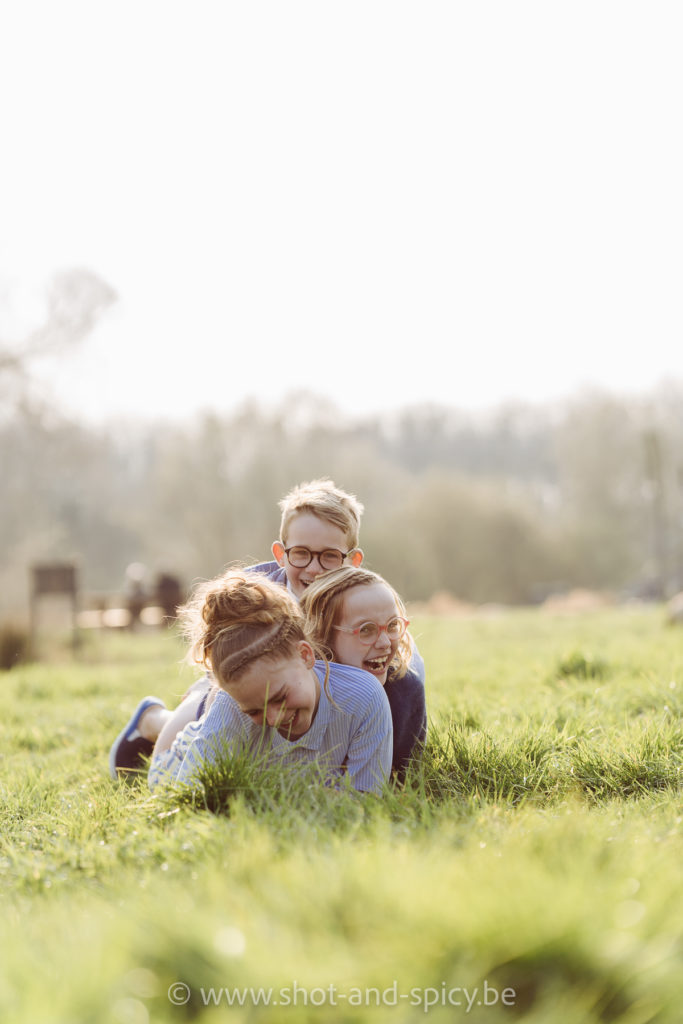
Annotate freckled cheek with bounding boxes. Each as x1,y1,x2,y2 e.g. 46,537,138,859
303,683,319,712
290,575,305,596
337,640,364,669
304,688,318,711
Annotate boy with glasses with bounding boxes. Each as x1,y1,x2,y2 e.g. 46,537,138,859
249,477,365,597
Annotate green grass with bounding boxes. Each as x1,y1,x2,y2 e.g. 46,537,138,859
1,609,682,1023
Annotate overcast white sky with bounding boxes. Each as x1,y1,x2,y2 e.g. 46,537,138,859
1,1,681,423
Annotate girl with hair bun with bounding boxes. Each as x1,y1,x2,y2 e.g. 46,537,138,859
148,569,392,794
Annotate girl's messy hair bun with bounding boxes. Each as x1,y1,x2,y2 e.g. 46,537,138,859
179,568,308,687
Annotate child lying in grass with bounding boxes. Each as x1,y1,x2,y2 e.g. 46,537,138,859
148,569,393,794
301,565,425,776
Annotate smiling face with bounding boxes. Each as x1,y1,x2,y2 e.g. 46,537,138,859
330,582,401,687
224,642,321,740
272,512,361,600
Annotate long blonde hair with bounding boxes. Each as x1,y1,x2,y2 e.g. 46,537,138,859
300,566,414,679
179,568,323,689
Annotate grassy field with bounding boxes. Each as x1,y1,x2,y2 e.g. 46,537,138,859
1,606,682,1023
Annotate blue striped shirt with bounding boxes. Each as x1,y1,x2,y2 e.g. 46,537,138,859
160,662,392,795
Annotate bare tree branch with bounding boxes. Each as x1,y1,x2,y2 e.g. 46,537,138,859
0,269,118,377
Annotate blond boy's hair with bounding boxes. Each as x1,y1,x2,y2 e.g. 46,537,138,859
278,478,364,549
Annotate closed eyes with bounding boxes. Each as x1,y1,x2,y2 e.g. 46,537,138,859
243,691,288,717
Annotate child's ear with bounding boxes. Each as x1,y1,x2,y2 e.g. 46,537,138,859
272,541,285,566
298,640,316,668
349,548,364,567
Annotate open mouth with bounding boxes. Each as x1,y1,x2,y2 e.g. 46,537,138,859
278,712,298,734
279,716,308,741
363,654,391,676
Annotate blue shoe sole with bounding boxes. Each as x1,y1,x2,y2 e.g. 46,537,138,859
109,696,166,779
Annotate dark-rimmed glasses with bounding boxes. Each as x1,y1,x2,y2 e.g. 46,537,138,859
333,616,409,645
283,545,349,570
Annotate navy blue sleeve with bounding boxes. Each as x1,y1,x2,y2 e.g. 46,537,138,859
409,644,426,684
246,560,288,586
384,666,427,775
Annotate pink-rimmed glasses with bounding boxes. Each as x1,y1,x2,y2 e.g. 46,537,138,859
332,616,409,645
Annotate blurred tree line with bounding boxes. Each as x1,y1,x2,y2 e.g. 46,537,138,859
3,380,683,616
